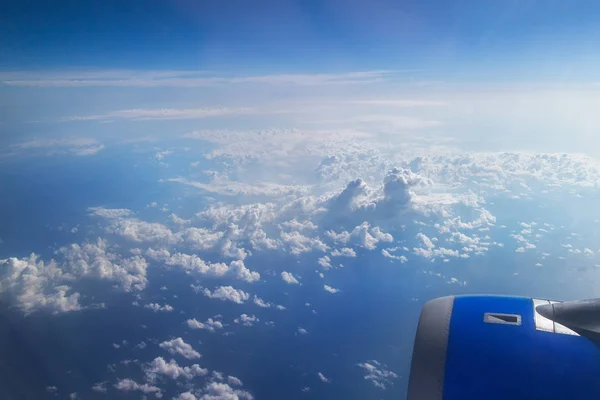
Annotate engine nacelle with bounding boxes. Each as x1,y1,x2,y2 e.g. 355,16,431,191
407,295,600,400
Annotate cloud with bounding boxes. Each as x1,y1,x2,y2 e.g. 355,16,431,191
356,360,398,389
144,303,174,312
168,177,310,198
63,107,259,122
174,393,198,400
324,285,340,294
203,286,250,304
345,99,446,107
281,271,300,284
326,223,393,251
164,253,260,283
114,379,161,396
317,372,330,383
228,376,243,387
2,69,395,87
381,248,408,263
91,382,107,393
198,382,253,400
331,247,357,257
88,207,133,219
10,138,104,156
0,238,150,314
297,327,308,335
234,314,259,327
252,296,270,308
159,338,201,360
144,357,208,381
186,318,224,332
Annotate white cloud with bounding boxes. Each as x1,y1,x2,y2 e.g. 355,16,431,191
228,376,243,387
11,138,104,156
327,223,393,251
297,328,308,335
144,303,174,312
169,177,311,198
317,372,330,383
318,256,332,269
253,296,272,308
144,357,208,381
114,379,161,396
381,248,408,263
281,271,300,284
203,286,250,304
331,247,357,257
234,314,259,327
0,238,149,314
198,382,253,400
88,207,133,219
159,338,201,360
91,382,107,393
186,318,224,332
356,360,398,389
165,253,260,283
280,231,329,255
3,69,394,87
324,285,340,294
63,107,259,122
174,392,198,400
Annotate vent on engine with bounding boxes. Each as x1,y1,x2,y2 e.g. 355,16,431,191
484,312,522,326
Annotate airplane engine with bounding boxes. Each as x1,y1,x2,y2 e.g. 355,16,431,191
407,295,600,400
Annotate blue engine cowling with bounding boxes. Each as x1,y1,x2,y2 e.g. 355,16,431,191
407,295,600,400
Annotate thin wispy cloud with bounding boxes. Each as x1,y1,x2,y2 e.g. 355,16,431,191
345,99,446,107
11,138,105,156
61,107,259,122
1,70,411,88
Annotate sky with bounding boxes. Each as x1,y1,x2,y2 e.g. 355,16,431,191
3,1,600,399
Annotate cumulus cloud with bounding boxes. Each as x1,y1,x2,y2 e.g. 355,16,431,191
114,379,161,396
174,392,198,400
324,285,340,294
381,247,408,263
88,207,133,219
253,296,273,308
91,382,107,393
144,357,208,381
203,286,250,304
228,376,243,386
145,303,174,312
0,238,149,314
198,382,253,400
297,327,308,335
281,271,300,284
318,372,330,383
331,247,357,257
164,253,260,283
356,360,398,389
186,318,224,332
234,314,259,327
326,223,393,251
159,338,201,360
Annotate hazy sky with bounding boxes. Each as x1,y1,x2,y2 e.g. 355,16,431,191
3,0,600,155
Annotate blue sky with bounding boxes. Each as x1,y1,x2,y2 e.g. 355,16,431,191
4,0,600,79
